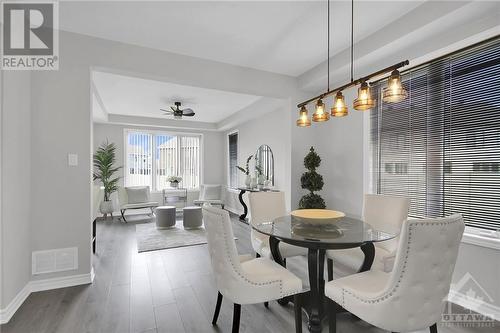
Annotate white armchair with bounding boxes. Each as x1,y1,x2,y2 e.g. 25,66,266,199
325,214,465,333
326,194,409,279
118,186,159,222
202,206,303,333
193,184,224,209
249,191,307,263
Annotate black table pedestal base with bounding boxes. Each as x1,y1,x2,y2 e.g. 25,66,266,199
269,236,375,333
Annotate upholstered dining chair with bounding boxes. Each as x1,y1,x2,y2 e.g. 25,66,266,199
249,191,308,263
202,206,304,333
326,194,410,279
325,214,465,333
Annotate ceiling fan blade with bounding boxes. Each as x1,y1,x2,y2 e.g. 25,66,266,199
170,106,177,112
182,112,195,117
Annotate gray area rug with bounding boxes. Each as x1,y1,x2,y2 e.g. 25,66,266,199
136,221,236,253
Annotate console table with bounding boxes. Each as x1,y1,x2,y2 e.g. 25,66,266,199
162,187,188,211
237,187,278,223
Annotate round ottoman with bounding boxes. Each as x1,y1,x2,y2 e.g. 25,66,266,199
183,206,203,229
155,206,176,229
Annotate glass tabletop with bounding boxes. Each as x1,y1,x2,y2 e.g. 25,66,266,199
253,215,396,249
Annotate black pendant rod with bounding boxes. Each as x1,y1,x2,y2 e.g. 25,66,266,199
350,0,354,82
296,60,409,108
327,0,330,91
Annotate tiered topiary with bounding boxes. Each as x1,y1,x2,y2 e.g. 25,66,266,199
299,147,326,209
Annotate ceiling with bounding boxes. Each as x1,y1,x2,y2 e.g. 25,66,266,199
92,71,262,123
60,1,425,76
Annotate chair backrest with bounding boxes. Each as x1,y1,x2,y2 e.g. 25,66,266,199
379,214,465,331
199,184,222,201
248,191,286,227
363,194,409,252
202,206,247,301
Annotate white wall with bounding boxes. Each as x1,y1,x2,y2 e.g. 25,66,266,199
222,102,292,214
93,122,224,208
1,71,32,308
25,29,296,287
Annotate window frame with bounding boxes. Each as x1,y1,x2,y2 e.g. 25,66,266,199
124,128,203,192
227,130,239,190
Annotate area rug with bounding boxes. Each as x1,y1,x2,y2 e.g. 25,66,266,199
136,221,236,253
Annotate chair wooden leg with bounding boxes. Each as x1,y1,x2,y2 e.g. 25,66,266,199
429,323,438,333
327,259,333,281
232,303,241,333
294,294,302,333
328,299,337,333
212,292,223,325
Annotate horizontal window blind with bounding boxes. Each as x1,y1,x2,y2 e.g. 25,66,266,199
371,37,500,230
228,133,238,189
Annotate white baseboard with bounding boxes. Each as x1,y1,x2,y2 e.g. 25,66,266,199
0,271,93,324
449,290,500,321
0,284,31,325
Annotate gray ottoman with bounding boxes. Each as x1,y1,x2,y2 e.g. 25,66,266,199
183,206,203,229
155,206,176,229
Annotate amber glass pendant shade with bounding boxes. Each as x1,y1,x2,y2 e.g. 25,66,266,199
353,81,376,111
312,99,330,122
331,91,348,117
382,69,408,103
296,106,311,127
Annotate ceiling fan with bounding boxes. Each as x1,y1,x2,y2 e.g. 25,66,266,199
160,101,195,119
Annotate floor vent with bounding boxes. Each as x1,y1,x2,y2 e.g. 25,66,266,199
32,247,78,275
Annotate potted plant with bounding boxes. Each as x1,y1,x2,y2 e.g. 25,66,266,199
299,147,326,209
167,176,182,188
93,140,121,217
236,155,253,187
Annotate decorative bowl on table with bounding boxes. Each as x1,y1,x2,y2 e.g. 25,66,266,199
291,209,345,220
290,209,345,239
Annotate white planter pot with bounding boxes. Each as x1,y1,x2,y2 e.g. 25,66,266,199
245,174,251,187
99,200,114,214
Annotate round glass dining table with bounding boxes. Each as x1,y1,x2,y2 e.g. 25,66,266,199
252,214,396,333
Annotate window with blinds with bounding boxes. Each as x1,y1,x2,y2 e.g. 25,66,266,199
228,132,238,189
370,37,500,230
126,131,201,190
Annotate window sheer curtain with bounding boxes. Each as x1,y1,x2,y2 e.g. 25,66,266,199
370,38,500,230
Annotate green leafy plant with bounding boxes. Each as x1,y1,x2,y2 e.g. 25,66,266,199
93,140,121,201
236,155,253,175
299,147,326,209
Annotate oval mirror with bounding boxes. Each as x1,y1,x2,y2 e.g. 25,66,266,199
254,144,274,186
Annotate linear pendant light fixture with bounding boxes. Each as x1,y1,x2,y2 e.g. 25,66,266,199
296,0,409,126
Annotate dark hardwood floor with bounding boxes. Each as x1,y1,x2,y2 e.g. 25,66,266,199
1,213,497,333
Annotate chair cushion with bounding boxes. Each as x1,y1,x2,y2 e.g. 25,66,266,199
126,186,150,204
241,258,302,298
193,199,223,205
202,185,221,200
260,241,308,259
326,245,394,277
121,202,158,209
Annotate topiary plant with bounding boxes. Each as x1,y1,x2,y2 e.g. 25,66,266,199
299,147,326,209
